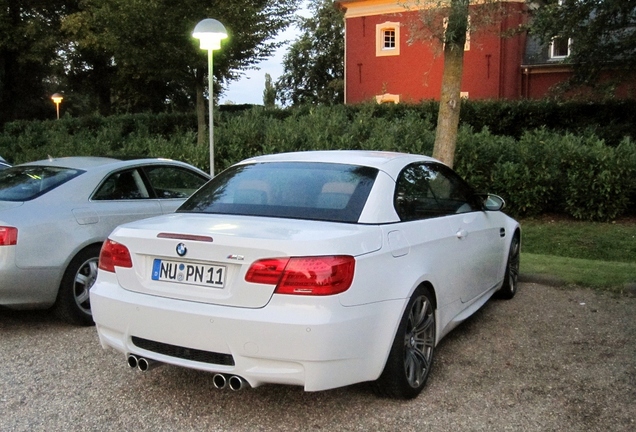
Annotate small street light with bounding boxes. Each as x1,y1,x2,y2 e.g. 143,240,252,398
51,93,64,120
192,18,228,176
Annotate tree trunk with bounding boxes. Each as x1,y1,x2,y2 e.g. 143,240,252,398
0,49,18,124
195,69,206,147
93,56,112,116
432,0,469,169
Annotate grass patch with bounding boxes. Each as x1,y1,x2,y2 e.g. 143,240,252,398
520,217,636,290
521,253,636,291
521,217,636,263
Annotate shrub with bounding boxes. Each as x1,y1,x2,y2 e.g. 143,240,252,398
562,138,636,221
1,103,634,221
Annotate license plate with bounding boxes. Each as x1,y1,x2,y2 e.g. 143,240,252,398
151,259,226,288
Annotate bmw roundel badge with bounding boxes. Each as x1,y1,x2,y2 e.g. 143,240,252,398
176,243,187,257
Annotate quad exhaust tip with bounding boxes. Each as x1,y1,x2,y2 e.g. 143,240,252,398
213,373,247,391
127,354,138,369
228,375,246,391
137,357,159,372
126,354,161,372
127,356,247,390
213,373,227,389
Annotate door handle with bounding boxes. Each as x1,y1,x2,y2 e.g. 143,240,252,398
456,229,467,239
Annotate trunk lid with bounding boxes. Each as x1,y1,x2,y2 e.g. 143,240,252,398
0,201,24,212
109,213,383,308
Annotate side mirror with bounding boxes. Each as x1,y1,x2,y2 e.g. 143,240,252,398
480,194,506,211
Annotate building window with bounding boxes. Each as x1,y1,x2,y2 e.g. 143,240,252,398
550,1,570,59
376,22,400,57
384,29,396,49
550,37,571,59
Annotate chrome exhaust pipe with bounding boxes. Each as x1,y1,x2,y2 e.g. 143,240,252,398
127,354,138,369
213,374,227,389
228,375,246,391
137,357,160,372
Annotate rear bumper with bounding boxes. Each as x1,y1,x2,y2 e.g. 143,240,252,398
90,276,405,391
0,250,59,308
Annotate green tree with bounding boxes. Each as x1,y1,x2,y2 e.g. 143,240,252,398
263,73,277,107
530,0,636,94
407,0,513,168
62,0,300,146
277,0,344,105
433,0,469,168
0,0,73,123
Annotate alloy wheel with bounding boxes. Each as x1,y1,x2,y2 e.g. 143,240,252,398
403,295,435,388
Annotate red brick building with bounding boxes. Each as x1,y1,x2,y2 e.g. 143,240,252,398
336,0,577,104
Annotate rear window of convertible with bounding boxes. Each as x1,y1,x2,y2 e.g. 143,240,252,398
178,162,378,223
0,166,84,201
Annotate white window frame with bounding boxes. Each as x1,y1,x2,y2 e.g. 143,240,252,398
550,0,572,59
550,37,572,59
383,29,396,49
376,22,400,57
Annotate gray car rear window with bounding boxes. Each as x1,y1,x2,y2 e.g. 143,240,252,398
0,166,84,201
178,162,378,223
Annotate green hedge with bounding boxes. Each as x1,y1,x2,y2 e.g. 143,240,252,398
458,99,636,145
1,103,635,221
454,128,636,221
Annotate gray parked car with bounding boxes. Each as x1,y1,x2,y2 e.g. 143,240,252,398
0,156,210,325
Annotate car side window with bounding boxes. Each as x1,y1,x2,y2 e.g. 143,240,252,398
93,169,150,200
143,165,208,199
394,163,479,221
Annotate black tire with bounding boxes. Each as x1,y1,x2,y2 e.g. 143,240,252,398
54,245,101,326
496,233,520,300
372,286,436,399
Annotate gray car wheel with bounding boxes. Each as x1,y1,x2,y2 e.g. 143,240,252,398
373,286,436,399
54,245,101,326
496,233,520,300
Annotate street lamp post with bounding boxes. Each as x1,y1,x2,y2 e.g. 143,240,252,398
51,93,64,120
193,18,228,176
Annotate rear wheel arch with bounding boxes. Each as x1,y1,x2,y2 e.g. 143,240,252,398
54,242,103,326
496,229,521,300
372,281,438,399
416,281,438,343
405,281,438,335
511,227,521,241
418,281,437,310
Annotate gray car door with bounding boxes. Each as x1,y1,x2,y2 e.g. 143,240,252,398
90,168,163,232
140,165,209,214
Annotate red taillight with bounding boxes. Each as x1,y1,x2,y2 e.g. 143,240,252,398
245,258,290,285
0,227,18,246
98,239,133,272
245,256,355,296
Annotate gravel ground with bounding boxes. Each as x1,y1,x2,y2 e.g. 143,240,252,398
1,282,634,432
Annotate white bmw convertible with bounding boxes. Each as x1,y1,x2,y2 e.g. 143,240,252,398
91,151,520,399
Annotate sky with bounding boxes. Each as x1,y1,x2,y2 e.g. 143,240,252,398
219,3,310,105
